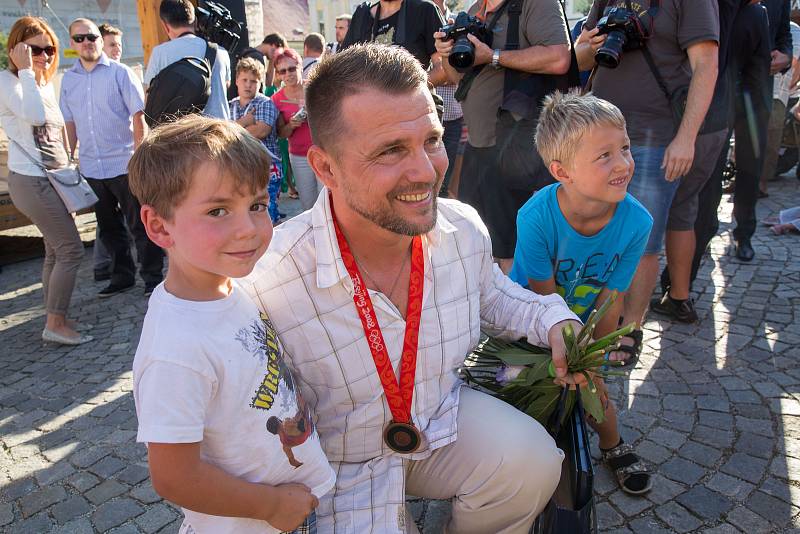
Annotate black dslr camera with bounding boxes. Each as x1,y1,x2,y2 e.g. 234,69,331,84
440,12,492,72
196,0,243,52
595,7,647,69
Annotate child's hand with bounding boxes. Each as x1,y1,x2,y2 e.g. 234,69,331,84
266,483,319,531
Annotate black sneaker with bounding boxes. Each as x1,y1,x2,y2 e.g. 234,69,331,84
650,292,698,323
94,270,111,282
143,282,160,297
98,282,134,298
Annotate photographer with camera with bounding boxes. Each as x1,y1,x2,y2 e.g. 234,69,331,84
434,0,572,274
575,0,720,349
144,0,231,122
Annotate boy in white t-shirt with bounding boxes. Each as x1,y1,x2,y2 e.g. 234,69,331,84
128,115,335,534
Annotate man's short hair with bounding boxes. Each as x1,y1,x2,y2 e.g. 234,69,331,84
306,43,428,151
68,17,97,35
236,56,265,80
535,90,626,167
262,33,286,48
128,115,270,219
98,23,122,37
304,33,325,53
335,14,352,23
159,0,195,27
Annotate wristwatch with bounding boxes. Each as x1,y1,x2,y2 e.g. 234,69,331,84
492,49,502,69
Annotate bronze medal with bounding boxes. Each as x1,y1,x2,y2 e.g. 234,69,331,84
383,420,422,454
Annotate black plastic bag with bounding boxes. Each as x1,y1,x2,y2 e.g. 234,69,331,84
531,387,597,534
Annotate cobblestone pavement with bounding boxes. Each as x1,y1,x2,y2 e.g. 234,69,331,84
1,178,799,533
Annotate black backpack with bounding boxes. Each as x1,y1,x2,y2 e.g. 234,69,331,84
144,39,218,127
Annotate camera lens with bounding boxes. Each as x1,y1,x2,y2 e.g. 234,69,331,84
449,37,476,70
596,30,626,69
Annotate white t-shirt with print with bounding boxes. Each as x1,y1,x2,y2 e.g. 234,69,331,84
133,282,335,534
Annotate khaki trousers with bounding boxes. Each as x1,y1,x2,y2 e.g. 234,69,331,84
7,171,84,315
405,387,564,534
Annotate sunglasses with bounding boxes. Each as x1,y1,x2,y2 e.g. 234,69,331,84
72,33,100,43
30,45,56,57
276,65,298,75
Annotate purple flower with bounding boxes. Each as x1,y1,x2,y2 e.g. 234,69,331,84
496,364,525,385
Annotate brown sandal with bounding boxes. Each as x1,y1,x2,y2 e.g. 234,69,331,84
601,441,652,495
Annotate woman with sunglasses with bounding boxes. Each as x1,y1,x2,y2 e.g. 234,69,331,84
0,17,92,345
272,48,320,210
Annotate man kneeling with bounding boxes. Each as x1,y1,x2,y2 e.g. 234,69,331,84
243,43,582,533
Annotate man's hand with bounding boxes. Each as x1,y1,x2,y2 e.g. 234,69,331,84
266,484,319,532
466,34,493,66
771,50,791,75
547,319,588,388
792,102,800,122
434,30,453,58
577,27,607,54
662,132,695,181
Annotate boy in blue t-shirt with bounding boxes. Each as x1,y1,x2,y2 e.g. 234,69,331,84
511,91,653,495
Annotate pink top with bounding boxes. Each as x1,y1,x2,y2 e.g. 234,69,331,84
272,88,312,157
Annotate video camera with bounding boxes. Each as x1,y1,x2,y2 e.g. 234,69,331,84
195,0,243,52
595,7,647,69
440,12,491,72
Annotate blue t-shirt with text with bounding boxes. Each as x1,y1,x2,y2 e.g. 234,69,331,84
510,183,653,321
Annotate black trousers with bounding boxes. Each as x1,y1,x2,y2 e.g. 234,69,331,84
661,101,768,292
87,174,164,286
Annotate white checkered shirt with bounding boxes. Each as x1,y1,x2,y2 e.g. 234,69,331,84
241,190,578,533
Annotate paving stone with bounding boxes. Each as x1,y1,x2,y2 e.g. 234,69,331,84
654,501,703,533
116,464,150,486
51,495,92,524
678,441,723,468
596,501,624,529
130,482,162,505
735,416,774,437
746,490,799,525
636,440,673,465
107,523,142,534
699,410,734,430
645,474,686,505
57,517,95,534
648,426,687,449
706,472,756,501
661,457,706,485
1,476,37,500
85,479,129,505
88,455,127,478
608,489,652,516
727,505,776,534
693,425,735,449
675,486,733,521
66,471,101,492
734,432,774,460
697,395,731,412
628,515,673,534
0,502,13,526
18,484,67,517
92,498,144,531
14,511,54,533
135,503,177,533
721,453,769,482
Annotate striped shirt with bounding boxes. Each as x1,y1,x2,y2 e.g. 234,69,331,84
241,190,578,532
59,53,144,179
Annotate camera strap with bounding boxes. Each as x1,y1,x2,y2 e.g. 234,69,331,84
454,1,511,102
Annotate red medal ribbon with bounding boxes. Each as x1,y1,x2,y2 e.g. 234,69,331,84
330,199,424,426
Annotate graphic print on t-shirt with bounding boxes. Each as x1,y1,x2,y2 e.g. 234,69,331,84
373,11,399,46
241,313,315,468
555,252,620,319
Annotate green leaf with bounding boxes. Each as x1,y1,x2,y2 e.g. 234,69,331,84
581,387,606,423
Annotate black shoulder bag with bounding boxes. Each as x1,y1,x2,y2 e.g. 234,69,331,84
492,0,579,193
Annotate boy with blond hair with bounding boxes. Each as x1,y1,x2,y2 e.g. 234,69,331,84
129,115,334,533
510,91,653,495
229,57,282,224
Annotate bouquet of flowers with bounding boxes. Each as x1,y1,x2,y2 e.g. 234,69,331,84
463,292,633,429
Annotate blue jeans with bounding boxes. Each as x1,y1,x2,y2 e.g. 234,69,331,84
268,163,282,224
628,145,680,254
